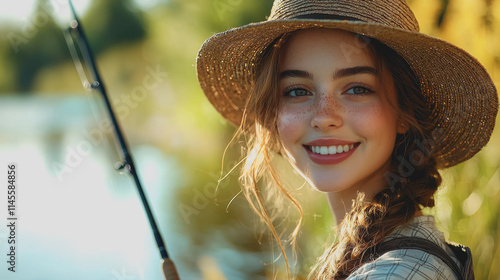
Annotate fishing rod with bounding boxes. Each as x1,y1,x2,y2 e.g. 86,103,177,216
63,1,179,279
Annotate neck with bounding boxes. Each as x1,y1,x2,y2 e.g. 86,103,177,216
325,160,393,225
326,179,387,226
326,191,354,225
326,188,425,227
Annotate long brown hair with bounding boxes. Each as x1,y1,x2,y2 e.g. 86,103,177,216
233,29,441,279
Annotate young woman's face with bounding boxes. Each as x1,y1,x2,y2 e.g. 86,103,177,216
277,29,404,195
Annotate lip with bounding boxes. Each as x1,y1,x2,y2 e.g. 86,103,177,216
305,139,357,146
303,140,360,165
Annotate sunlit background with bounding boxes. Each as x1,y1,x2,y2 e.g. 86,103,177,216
0,0,499,279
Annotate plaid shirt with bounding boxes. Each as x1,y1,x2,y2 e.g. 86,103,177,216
348,216,463,280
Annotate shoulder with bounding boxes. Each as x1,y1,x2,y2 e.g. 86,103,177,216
347,216,462,280
347,248,458,280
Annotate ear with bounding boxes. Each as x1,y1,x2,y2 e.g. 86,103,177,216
397,119,410,134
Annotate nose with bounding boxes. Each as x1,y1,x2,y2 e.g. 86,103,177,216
310,94,343,130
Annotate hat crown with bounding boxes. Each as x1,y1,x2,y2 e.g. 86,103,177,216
269,0,420,32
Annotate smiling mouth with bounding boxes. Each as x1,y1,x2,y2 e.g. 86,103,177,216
305,143,359,155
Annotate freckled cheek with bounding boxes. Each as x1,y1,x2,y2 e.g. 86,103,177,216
350,106,398,137
277,106,309,145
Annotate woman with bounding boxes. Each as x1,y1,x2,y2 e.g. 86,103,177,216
196,0,498,278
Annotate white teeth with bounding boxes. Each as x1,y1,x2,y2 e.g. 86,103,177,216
328,146,337,154
310,144,355,155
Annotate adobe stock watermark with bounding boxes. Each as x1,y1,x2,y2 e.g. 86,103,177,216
51,65,168,182
213,0,242,20
339,34,372,64
385,128,445,190
178,164,237,225
110,267,142,280
8,0,68,53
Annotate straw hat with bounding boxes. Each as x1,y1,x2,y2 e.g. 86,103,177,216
196,0,498,168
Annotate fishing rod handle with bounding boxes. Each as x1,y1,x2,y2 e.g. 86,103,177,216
161,258,180,280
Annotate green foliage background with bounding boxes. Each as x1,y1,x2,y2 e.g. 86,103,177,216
0,0,499,279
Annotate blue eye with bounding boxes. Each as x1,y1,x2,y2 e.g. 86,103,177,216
285,88,311,97
346,86,372,95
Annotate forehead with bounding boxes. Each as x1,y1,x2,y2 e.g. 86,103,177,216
279,28,375,70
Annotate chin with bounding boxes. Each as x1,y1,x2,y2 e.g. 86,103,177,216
307,179,354,194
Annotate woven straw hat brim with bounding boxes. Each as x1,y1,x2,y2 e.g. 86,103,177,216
197,19,498,168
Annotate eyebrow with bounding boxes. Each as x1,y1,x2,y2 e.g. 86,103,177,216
334,66,378,79
279,66,378,80
279,69,312,80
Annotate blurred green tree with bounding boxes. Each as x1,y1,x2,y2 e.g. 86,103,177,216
82,0,146,55
6,0,69,92
0,0,148,93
